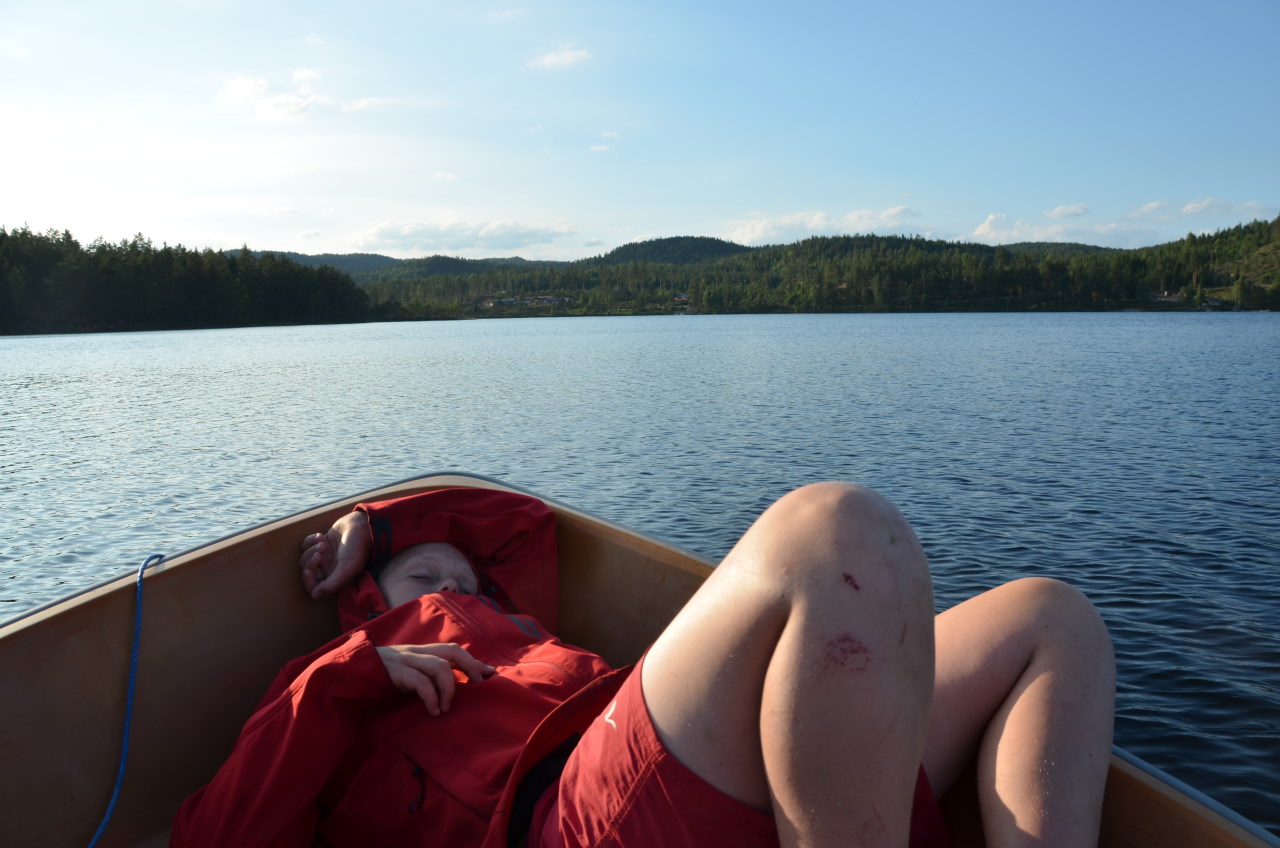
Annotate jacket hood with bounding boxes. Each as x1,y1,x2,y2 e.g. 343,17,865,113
338,571,392,632
337,488,561,633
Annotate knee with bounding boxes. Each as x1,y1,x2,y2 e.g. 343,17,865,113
763,482,930,589
775,482,906,536
1009,577,1114,668
1010,576,1103,625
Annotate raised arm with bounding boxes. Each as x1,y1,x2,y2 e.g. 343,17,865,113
299,509,371,599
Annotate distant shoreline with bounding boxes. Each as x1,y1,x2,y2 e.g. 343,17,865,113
3,221,1277,335
6,307,1277,341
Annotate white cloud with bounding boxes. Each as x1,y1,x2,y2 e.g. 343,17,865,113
1182,197,1223,215
726,206,919,245
305,34,326,48
971,214,1167,248
529,45,591,68
1,41,31,60
258,91,332,118
1088,222,1171,248
1045,204,1089,218
256,206,299,217
846,205,917,230
340,96,438,112
591,131,621,151
970,199,1275,248
216,76,269,103
342,97,388,112
583,238,606,247
727,213,823,244
215,72,331,119
298,231,323,240
973,214,1050,243
433,171,458,180
355,219,575,253
1180,198,1275,220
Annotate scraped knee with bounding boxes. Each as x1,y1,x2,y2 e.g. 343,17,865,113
764,482,931,590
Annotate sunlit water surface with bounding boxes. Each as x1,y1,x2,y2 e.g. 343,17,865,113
2,313,1277,835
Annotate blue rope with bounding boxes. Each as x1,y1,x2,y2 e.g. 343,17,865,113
87,553,165,848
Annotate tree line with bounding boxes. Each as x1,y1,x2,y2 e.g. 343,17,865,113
359,218,1280,318
0,228,368,334
3,218,1277,335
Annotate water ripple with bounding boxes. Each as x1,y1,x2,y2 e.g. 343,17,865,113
1,313,1277,835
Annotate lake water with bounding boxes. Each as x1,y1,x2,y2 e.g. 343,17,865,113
2,312,1277,835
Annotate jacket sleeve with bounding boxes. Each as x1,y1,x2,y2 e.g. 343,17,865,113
170,630,398,848
356,488,560,631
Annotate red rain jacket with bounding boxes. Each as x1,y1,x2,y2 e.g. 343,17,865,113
171,488,627,848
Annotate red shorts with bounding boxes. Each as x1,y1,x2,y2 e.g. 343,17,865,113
531,657,951,848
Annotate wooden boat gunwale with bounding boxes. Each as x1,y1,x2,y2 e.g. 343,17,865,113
2,471,606,629
0,472,1275,847
1107,747,1279,847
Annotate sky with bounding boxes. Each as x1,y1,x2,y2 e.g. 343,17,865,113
3,0,1277,260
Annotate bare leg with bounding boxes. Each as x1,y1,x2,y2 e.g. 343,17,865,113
641,483,936,847
924,577,1115,847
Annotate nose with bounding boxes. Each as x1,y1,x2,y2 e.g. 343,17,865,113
440,578,458,593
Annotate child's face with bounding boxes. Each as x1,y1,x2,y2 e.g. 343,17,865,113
377,543,478,608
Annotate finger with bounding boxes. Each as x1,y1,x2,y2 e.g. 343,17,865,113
378,648,443,715
420,642,468,664
299,534,329,569
313,563,358,599
407,670,442,716
301,564,319,596
419,660,457,713
311,573,340,599
454,652,497,682
415,643,495,682
396,652,460,712
298,539,318,570
305,557,333,598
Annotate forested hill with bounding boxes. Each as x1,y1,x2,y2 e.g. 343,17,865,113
239,234,1128,283
1000,242,1119,257
3,218,1278,334
357,254,568,282
240,250,401,274
247,236,748,279
357,218,1280,318
238,251,571,280
584,236,755,265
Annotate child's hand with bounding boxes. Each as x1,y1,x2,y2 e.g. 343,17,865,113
299,510,372,599
376,643,496,716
